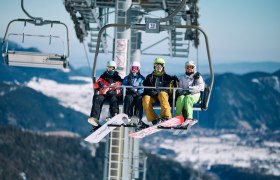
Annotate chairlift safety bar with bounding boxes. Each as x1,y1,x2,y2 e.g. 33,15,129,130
1,18,70,69
5,33,67,56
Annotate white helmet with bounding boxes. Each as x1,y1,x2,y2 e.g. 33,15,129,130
131,61,141,69
106,60,116,68
185,60,196,69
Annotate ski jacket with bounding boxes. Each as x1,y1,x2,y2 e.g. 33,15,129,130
122,72,145,95
178,72,205,98
143,71,173,96
94,71,123,96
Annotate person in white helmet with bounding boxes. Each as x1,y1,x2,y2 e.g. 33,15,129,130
122,61,148,128
176,60,205,120
88,60,123,129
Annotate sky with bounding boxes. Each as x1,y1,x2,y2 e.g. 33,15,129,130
0,0,280,70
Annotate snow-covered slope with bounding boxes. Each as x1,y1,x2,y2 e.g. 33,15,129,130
142,129,280,176
26,76,93,115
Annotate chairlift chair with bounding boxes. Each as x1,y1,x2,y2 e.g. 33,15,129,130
91,23,214,114
2,19,70,69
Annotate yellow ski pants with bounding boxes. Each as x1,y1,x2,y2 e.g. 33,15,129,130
142,91,172,122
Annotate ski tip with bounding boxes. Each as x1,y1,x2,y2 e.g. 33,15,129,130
175,116,184,123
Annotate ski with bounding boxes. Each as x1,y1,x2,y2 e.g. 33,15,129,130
173,119,198,135
84,113,128,143
107,115,138,128
128,116,184,138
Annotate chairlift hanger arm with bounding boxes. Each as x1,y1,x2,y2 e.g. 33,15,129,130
21,0,39,20
21,0,45,25
20,0,66,26
2,19,70,59
159,0,187,23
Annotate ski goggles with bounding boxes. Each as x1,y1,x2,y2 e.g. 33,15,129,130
154,63,164,67
185,65,194,70
131,66,140,71
107,66,115,70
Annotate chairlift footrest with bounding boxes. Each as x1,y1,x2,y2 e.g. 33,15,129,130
173,124,190,129
157,124,190,130
157,125,174,129
107,123,137,128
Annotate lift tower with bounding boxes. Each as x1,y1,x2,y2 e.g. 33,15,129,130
63,1,206,179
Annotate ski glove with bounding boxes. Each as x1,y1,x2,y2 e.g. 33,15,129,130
193,72,200,80
98,81,104,88
106,90,117,96
172,75,179,82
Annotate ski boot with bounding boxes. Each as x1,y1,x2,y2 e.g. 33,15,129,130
130,116,139,126
178,118,198,130
88,117,99,126
151,116,169,125
181,118,192,127
90,125,101,132
122,116,130,125
135,120,149,131
88,117,101,132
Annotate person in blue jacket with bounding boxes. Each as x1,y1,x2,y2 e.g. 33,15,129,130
123,61,148,128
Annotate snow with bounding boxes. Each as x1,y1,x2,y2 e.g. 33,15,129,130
26,77,93,115
252,76,280,93
19,172,27,180
142,130,280,176
237,120,253,130
263,141,280,148
0,84,18,96
0,91,4,96
69,76,92,82
173,138,267,165
251,78,260,84
272,76,280,93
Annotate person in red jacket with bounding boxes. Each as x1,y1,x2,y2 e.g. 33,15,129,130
88,60,122,129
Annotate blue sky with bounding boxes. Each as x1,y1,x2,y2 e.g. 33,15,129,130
1,0,280,69
200,0,280,63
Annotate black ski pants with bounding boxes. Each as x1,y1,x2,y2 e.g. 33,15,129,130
124,94,143,120
90,94,119,119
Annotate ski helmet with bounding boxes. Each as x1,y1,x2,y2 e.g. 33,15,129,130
131,61,141,69
106,60,116,68
153,57,165,66
185,60,196,69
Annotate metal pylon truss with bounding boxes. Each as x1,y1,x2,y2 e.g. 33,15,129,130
64,0,200,57
165,0,200,57
64,0,109,53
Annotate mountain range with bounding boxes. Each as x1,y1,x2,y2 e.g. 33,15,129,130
200,70,280,130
